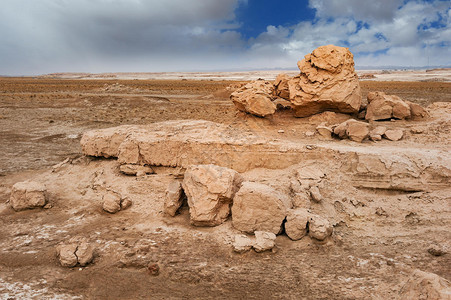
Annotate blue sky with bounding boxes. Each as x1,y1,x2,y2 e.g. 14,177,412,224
0,0,450,75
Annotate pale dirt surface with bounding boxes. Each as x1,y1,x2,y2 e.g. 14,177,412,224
0,75,450,299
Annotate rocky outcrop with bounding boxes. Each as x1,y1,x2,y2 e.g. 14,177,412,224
164,180,185,217
288,45,362,117
182,165,243,226
230,79,276,117
231,182,290,234
9,181,47,211
365,92,411,121
399,269,451,300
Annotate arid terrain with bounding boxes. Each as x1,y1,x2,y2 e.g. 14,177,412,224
0,73,450,299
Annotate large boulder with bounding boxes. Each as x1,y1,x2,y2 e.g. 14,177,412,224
232,182,290,234
288,45,362,117
182,165,243,226
399,269,451,300
230,79,276,117
365,91,411,121
9,181,47,211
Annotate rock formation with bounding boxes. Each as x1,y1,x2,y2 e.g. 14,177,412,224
182,164,243,226
288,45,362,117
9,181,47,211
230,79,276,117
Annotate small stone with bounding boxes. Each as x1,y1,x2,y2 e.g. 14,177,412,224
120,164,154,176
253,231,276,252
410,126,425,134
232,234,254,253
309,186,323,203
147,263,160,276
428,244,448,257
308,215,333,241
384,129,404,141
57,244,78,267
102,191,122,214
9,181,47,211
75,242,94,266
164,180,184,216
285,209,311,241
278,130,285,134
316,123,333,140
305,131,315,137
120,198,133,210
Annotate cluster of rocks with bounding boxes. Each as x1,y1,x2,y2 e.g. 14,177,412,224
102,191,132,214
231,45,362,118
164,164,333,252
56,237,95,267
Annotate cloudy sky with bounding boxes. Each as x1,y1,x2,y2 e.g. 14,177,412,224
1,0,450,75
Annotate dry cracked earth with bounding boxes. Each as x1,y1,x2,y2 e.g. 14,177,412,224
0,76,450,299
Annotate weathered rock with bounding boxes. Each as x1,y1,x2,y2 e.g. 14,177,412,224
365,91,411,121
333,119,369,142
273,98,292,110
308,215,333,241
56,244,78,267
308,111,352,126
428,244,448,257
120,164,154,176
102,191,122,214
56,238,94,268
309,186,323,203
384,129,404,141
288,45,362,117
232,234,254,253
164,180,185,217
230,79,276,117
253,231,276,252
316,123,333,140
120,198,133,210
232,182,290,234
407,101,429,119
182,164,243,226
76,242,95,266
369,126,387,141
346,120,370,142
285,209,311,241
9,181,47,211
274,73,291,99
399,269,451,300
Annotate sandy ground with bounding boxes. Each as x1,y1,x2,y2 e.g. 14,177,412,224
0,75,450,299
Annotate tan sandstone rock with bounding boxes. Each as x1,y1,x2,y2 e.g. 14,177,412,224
407,101,429,119
365,91,411,121
308,215,333,241
399,269,451,300
253,231,276,252
369,126,387,141
230,79,276,117
232,234,254,253
288,45,362,117
333,119,369,142
274,73,291,99
309,186,323,203
182,164,243,226
164,180,184,217
119,164,154,176
9,181,47,211
232,182,290,234
102,191,122,214
384,129,404,141
56,237,94,268
56,243,78,267
285,209,312,241
316,123,333,140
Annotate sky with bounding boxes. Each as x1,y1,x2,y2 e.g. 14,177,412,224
0,0,450,75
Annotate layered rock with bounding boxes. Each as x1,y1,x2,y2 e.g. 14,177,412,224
230,79,276,117
288,45,362,117
9,181,47,211
232,182,290,234
182,165,243,226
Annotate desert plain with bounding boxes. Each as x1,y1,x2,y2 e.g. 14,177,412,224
0,68,450,299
